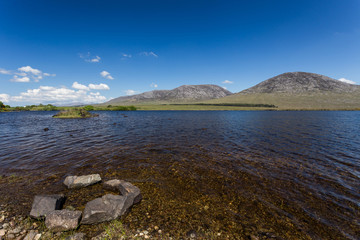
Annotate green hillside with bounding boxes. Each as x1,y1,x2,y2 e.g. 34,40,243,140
204,91,360,110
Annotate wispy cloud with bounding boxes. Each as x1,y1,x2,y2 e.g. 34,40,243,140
90,56,101,63
150,83,158,88
0,94,10,102
222,80,233,84
125,89,139,96
1,66,55,82
9,86,107,105
0,69,12,75
100,71,114,80
79,52,101,63
338,78,356,85
121,53,132,60
11,76,30,82
140,51,158,58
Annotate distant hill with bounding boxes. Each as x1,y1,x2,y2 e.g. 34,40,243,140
206,72,360,110
104,84,232,105
242,72,359,94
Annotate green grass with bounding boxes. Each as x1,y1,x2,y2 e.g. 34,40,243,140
99,91,360,110
103,220,128,239
52,109,96,118
134,104,275,111
204,91,360,110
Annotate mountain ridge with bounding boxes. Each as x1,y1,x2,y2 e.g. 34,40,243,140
104,84,232,105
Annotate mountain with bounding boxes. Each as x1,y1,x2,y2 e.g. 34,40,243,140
241,72,359,94
206,72,360,110
104,84,232,105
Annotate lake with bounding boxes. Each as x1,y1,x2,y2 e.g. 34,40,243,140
0,111,359,239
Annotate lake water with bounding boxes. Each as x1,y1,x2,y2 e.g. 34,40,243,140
0,111,359,239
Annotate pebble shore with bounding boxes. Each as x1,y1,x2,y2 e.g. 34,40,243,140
0,203,171,240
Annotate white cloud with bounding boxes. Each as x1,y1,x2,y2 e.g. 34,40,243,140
89,83,110,90
2,66,55,82
222,80,233,84
72,82,110,91
150,83,158,88
72,82,90,91
0,69,12,75
125,89,139,96
0,94,10,102
18,66,41,75
100,71,114,80
39,86,56,91
11,76,30,82
140,51,158,58
222,86,228,90
10,86,107,105
338,78,356,85
80,52,101,63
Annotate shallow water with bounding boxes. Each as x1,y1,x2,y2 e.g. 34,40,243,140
0,111,359,239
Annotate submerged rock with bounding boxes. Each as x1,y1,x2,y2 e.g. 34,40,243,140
30,194,66,219
64,174,101,189
103,179,142,204
45,209,82,232
81,194,132,224
23,230,41,240
66,232,85,240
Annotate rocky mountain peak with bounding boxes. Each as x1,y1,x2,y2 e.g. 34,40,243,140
241,72,358,94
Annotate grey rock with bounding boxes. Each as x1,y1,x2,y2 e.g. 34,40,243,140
81,194,132,224
30,194,66,219
0,229,5,237
7,233,15,239
64,174,101,189
2,223,9,229
103,179,122,192
65,232,85,240
33,233,42,240
23,230,38,240
45,210,82,232
8,226,22,234
103,179,142,204
186,230,197,239
105,84,232,105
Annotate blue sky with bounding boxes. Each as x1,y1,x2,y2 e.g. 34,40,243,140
0,0,359,105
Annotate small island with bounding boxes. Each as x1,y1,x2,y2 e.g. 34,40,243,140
52,108,98,119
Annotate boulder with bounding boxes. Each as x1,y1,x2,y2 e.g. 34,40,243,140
64,174,101,189
45,209,82,232
81,194,132,224
30,194,66,219
103,179,142,204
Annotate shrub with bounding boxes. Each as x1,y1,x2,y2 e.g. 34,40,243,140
83,105,95,111
53,108,97,118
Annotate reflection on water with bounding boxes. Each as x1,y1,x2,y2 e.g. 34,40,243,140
0,111,359,239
